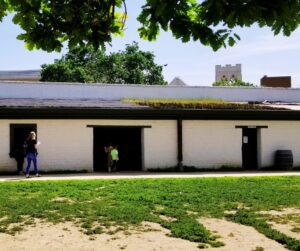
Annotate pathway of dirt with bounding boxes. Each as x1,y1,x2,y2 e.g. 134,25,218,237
259,208,300,240
0,221,199,251
0,217,295,251
1,171,299,182
199,218,289,251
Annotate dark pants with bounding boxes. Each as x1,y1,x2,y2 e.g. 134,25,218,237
111,160,118,172
107,154,112,172
15,157,24,172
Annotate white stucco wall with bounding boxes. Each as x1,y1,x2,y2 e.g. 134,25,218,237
1,81,300,102
260,121,300,167
183,121,242,168
0,119,177,172
0,122,12,170
143,120,177,169
1,119,300,172
37,120,93,171
183,120,300,168
0,120,93,172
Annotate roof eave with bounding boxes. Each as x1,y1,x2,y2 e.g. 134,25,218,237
0,107,300,120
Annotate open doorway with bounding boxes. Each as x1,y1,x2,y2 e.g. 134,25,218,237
10,124,37,158
93,127,143,172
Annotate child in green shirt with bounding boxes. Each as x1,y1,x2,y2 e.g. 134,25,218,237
111,145,119,172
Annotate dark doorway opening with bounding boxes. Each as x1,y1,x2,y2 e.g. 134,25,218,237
10,124,37,158
93,127,142,172
242,128,258,169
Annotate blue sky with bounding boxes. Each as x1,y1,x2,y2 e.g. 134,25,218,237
1,2,300,87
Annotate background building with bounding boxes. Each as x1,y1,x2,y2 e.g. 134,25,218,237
169,77,187,86
215,64,242,81
0,70,40,81
261,76,291,88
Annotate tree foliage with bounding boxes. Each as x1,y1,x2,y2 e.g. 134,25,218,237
212,78,255,87
40,42,167,85
1,0,300,52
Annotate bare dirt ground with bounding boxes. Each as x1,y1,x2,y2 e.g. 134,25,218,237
0,212,298,251
199,218,289,251
259,208,300,241
0,221,199,251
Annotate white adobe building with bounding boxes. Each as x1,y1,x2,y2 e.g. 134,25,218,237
0,81,299,173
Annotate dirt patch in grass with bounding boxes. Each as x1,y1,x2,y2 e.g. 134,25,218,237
159,215,177,222
0,216,8,222
51,197,74,203
0,221,200,251
198,218,289,251
0,218,295,251
258,208,300,241
268,222,300,240
259,208,300,217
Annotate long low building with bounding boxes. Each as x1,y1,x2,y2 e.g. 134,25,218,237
0,70,40,81
1,81,300,102
0,81,299,173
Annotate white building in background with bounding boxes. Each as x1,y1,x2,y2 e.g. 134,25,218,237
215,64,242,81
0,70,40,81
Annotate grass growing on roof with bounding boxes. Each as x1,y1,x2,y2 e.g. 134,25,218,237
0,177,299,249
123,98,285,110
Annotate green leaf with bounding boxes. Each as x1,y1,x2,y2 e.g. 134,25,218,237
2,0,300,52
228,37,235,47
233,33,240,41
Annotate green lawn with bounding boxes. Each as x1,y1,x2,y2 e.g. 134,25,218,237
0,177,299,250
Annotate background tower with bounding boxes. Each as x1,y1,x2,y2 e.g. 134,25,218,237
215,64,242,81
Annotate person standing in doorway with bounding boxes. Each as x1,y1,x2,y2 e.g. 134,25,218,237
25,131,41,178
104,143,113,172
111,145,119,172
14,143,25,174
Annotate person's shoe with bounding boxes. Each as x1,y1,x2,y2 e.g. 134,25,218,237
25,175,30,178
36,174,41,177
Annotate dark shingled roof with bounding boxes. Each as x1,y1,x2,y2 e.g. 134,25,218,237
0,99,149,109
1,98,300,121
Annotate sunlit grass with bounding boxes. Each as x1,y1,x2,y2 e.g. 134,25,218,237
0,177,299,249
123,98,282,110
